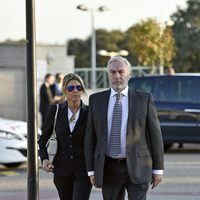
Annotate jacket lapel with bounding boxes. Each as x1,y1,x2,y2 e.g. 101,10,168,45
72,101,87,134
100,90,110,154
60,102,71,133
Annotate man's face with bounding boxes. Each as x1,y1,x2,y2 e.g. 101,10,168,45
108,60,131,92
47,76,55,85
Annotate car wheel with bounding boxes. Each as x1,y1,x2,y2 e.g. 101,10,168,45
164,143,173,152
3,162,23,168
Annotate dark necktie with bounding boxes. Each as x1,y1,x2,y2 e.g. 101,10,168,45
107,93,122,157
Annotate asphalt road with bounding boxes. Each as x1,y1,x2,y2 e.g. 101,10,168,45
0,143,200,200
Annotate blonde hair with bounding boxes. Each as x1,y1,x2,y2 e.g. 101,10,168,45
62,73,87,96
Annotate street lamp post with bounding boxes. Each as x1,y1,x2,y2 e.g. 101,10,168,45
98,49,129,58
77,4,108,89
91,10,96,89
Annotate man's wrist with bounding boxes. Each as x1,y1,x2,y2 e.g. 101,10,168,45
152,169,163,175
88,171,94,176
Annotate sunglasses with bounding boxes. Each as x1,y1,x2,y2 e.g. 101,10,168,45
66,85,83,92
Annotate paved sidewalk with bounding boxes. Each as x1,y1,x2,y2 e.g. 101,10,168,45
1,145,200,200
2,188,200,200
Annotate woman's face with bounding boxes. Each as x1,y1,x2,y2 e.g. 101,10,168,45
64,80,83,103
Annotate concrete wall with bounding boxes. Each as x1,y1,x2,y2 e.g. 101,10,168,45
0,66,27,121
0,43,75,121
0,44,27,120
36,44,75,95
0,44,26,67
36,44,75,76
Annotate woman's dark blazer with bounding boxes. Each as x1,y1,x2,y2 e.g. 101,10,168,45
38,101,88,177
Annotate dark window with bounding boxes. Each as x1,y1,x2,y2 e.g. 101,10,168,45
156,77,195,103
194,78,200,103
129,77,154,93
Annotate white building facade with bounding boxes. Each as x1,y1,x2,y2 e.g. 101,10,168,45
0,43,75,121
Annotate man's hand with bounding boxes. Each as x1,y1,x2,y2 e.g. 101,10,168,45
42,159,54,172
54,96,62,102
151,174,162,189
89,175,98,188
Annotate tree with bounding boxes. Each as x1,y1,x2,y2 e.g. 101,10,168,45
171,0,200,72
67,18,176,69
96,29,125,67
124,18,176,67
67,38,90,68
67,29,125,68
161,25,177,68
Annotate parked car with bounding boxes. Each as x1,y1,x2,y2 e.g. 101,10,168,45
0,117,41,168
128,74,200,151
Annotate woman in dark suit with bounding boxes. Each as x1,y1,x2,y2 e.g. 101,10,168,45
38,73,92,200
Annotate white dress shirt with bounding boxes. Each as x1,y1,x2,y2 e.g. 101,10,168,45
68,108,80,132
107,86,129,158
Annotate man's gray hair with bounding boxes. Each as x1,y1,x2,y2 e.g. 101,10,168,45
107,56,132,72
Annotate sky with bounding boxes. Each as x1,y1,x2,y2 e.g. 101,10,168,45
0,0,187,44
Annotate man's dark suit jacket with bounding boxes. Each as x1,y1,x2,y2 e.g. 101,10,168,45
84,88,164,187
50,84,62,97
50,84,56,97
38,101,89,177
39,83,51,119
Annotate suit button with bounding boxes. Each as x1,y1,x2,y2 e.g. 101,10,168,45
69,134,72,137
70,155,74,159
69,145,72,148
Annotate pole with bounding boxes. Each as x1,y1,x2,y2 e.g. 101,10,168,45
91,10,96,89
26,0,39,199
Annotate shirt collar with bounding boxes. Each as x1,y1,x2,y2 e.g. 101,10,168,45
110,85,129,97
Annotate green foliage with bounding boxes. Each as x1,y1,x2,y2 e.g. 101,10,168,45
161,26,177,67
67,29,126,68
67,18,176,69
124,18,176,67
171,0,200,72
67,38,90,68
1,39,27,45
96,29,125,67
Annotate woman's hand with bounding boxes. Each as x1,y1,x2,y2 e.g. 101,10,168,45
42,159,54,172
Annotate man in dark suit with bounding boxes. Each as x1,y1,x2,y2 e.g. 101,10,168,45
39,73,61,130
50,73,64,103
84,56,164,200
39,73,54,130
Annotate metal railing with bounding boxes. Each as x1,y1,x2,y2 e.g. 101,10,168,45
75,66,164,89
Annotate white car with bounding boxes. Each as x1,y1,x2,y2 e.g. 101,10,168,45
0,117,41,168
